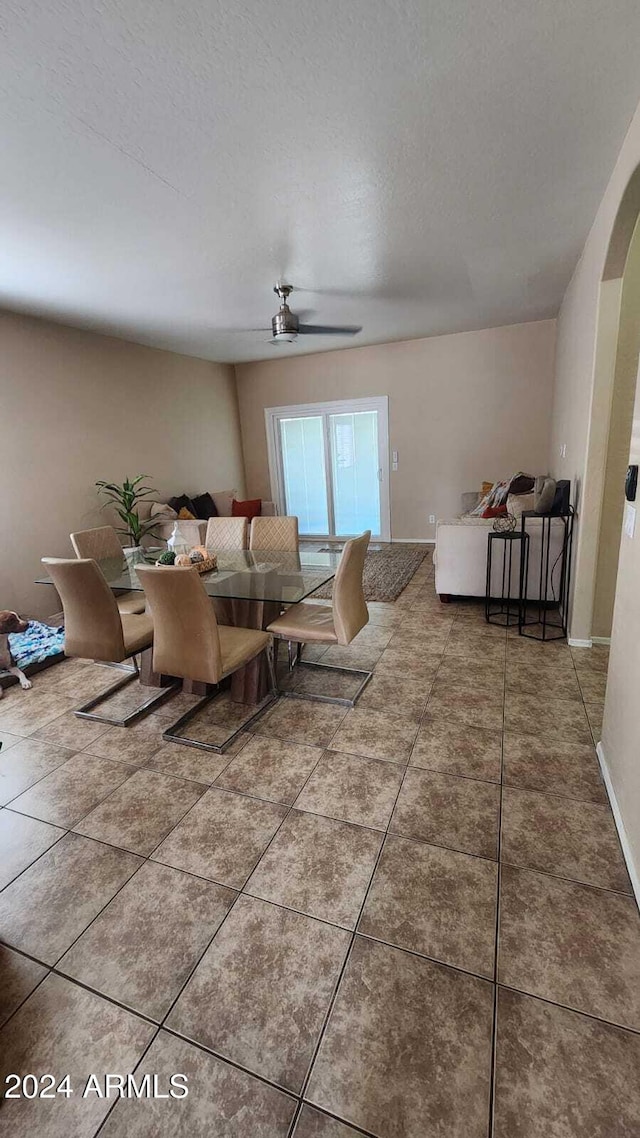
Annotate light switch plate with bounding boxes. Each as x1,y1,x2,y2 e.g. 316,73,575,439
624,502,636,539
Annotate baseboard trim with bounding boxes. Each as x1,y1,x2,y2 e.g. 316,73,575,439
568,637,592,648
592,636,612,646
596,740,640,908
391,538,435,545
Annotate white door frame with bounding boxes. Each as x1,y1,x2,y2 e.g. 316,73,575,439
265,396,391,541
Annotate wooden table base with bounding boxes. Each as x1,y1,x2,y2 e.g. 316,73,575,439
138,646,176,689
216,598,281,705
136,602,280,707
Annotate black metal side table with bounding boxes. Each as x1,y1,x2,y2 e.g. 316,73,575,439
519,507,574,641
485,530,530,627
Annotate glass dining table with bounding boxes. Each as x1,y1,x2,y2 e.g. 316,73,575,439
38,546,342,704
85,547,342,605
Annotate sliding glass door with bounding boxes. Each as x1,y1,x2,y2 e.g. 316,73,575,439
279,415,329,534
267,397,390,540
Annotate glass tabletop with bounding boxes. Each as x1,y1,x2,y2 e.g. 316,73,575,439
38,548,342,605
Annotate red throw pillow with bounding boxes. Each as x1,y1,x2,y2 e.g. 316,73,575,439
232,497,262,521
482,504,507,519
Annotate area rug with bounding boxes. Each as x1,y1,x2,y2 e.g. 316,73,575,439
313,543,428,602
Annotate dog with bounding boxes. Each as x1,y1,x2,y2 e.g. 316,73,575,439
0,611,32,698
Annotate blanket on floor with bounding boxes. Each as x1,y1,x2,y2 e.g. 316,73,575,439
6,620,65,670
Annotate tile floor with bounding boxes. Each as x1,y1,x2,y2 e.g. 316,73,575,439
0,555,638,1136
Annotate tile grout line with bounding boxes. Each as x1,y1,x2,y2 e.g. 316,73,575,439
148,732,337,1046
291,799,407,1128
53,744,327,998
571,648,638,910
288,609,459,1134
1,720,337,1119
487,613,508,1138
2,757,143,838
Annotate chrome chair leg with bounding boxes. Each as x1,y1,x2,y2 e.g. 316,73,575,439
75,655,180,727
274,638,372,708
161,647,278,754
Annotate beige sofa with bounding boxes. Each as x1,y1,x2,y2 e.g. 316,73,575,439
434,494,566,601
138,490,277,548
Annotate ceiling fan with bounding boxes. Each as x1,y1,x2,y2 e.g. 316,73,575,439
253,284,362,345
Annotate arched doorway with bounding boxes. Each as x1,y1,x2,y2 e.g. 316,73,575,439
591,214,640,639
569,161,640,895
570,163,640,647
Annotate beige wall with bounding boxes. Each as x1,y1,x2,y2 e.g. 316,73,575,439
603,346,640,887
236,319,556,541
550,103,640,642
550,95,640,891
0,310,245,617
592,216,640,638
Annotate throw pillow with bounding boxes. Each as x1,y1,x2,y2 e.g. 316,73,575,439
508,472,535,495
482,504,508,519
150,501,177,519
232,497,262,521
471,480,509,515
211,489,237,517
533,476,557,514
192,492,218,520
178,506,196,520
168,493,198,516
481,481,494,496
506,492,535,518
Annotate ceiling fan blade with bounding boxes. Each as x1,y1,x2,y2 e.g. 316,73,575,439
297,324,362,336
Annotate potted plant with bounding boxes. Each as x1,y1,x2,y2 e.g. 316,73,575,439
95,475,159,551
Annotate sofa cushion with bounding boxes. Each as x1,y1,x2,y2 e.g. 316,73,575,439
232,497,262,521
167,493,198,516
192,492,218,519
506,492,535,518
534,476,557,514
508,472,535,495
150,501,177,520
211,489,237,517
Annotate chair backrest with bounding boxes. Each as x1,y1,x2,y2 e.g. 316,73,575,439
42,557,126,662
332,531,371,645
136,565,223,684
249,515,299,552
205,516,248,551
70,525,123,561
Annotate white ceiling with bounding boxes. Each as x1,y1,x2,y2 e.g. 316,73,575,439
2,0,640,364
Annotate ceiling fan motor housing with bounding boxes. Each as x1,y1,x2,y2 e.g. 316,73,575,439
272,304,299,341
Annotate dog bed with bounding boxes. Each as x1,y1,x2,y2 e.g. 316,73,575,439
0,620,65,690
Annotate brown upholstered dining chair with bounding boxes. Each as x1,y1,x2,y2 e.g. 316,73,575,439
249,515,299,552
136,564,277,752
266,530,372,706
70,526,146,615
205,516,248,551
42,557,177,726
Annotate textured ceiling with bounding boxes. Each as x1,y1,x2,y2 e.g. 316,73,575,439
2,0,640,362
